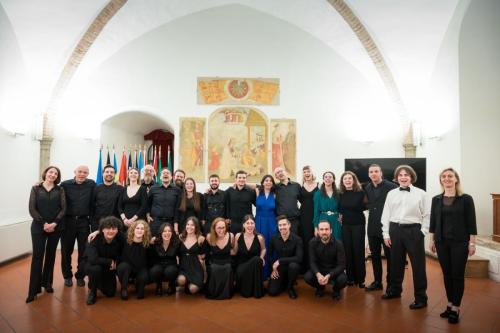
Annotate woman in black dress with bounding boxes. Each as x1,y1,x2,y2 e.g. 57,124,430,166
299,165,318,272
206,217,234,299
177,178,207,233
117,220,151,300
177,216,206,294
149,223,179,296
338,171,367,288
118,168,148,230
234,214,266,298
26,166,66,303
430,168,477,324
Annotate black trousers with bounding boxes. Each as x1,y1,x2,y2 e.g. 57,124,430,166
288,216,300,237
86,264,117,297
149,264,179,285
299,217,314,273
60,217,90,279
117,262,149,297
435,239,469,307
342,224,366,284
368,235,392,286
28,230,60,296
388,223,427,303
304,270,347,291
268,262,301,296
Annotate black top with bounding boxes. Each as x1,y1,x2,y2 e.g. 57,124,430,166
179,193,207,224
429,193,477,242
205,190,226,223
141,180,155,193
29,184,66,233
225,186,256,225
236,234,261,265
60,178,96,216
208,235,232,265
118,186,148,220
269,233,303,265
148,183,181,222
92,183,123,219
308,237,346,278
121,241,149,271
275,180,302,218
441,200,455,239
338,190,366,226
148,240,179,266
85,233,124,268
364,180,397,237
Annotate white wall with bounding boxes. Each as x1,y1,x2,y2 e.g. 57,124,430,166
459,0,500,235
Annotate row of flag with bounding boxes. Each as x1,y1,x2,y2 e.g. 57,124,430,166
96,145,172,186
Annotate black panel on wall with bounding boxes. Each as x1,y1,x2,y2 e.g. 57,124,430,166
344,158,427,191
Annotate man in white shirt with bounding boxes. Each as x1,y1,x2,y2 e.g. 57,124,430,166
381,165,430,310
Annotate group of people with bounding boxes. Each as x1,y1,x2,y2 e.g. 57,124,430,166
26,162,477,324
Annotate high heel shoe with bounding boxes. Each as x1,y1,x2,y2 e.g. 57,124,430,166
440,306,451,318
448,310,460,324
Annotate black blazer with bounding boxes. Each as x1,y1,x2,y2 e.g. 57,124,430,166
364,180,397,237
429,193,477,242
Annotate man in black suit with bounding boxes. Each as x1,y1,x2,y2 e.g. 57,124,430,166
364,164,397,292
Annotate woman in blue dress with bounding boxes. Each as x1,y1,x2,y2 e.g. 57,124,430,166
313,171,342,241
255,174,276,279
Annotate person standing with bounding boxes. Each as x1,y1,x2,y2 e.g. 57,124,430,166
304,221,347,301
91,165,123,232
26,166,66,303
364,164,397,292
204,174,226,235
274,167,302,235
178,178,206,232
118,168,148,230
173,169,186,189
147,168,181,235
312,171,341,240
381,165,430,310
338,171,367,288
268,216,303,299
60,165,96,288
225,170,256,233
299,165,319,272
429,168,477,324
140,164,156,193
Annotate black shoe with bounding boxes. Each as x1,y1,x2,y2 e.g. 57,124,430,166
315,288,325,298
155,286,163,296
166,284,176,295
86,291,97,305
358,283,365,289
365,282,383,292
332,289,341,301
448,310,459,324
381,291,401,300
440,306,452,318
76,278,85,287
45,286,54,293
346,280,355,286
288,288,297,299
409,301,427,310
120,289,128,301
25,295,36,303
64,278,73,287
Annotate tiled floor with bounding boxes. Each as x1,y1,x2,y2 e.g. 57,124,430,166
0,252,499,333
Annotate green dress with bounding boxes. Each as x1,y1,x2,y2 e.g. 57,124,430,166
312,190,342,240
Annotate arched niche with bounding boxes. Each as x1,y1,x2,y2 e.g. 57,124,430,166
208,107,268,183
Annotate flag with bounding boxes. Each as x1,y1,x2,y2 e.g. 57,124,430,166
128,149,132,170
157,145,162,184
106,147,111,165
113,147,118,182
118,147,127,186
167,145,172,173
138,149,143,175
96,146,103,184
152,145,158,175
134,146,138,169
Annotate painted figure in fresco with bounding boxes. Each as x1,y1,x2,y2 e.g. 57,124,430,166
282,122,296,175
272,123,284,172
220,137,238,179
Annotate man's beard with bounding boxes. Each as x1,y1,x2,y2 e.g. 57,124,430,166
320,235,330,242
210,184,219,190
175,179,184,187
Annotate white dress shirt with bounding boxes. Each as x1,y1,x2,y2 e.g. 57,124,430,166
381,184,430,239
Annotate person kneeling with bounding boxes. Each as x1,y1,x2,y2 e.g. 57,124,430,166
304,221,347,300
85,216,123,305
268,216,302,299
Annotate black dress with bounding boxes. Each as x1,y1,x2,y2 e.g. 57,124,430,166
118,186,148,222
299,184,318,272
235,234,264,298
206,235,233,299
179,239,205,288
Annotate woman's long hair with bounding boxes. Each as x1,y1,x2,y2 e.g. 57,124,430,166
126,220,151,247
320,171,339,199
179,216,202,241
339,171,362,193
179,177,200,212
208,217,228,246
439,167,464,196
154,222,179,249
258,174,276,194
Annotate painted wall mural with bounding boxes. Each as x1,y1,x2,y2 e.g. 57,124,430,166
179,117,206,182
271,119,296,178
208,107,268,182
197,77,280,105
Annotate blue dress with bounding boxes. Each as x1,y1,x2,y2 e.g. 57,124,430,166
255,191,276,279
312,190,342,241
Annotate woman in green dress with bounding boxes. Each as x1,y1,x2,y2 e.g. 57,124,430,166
312,171,342,240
